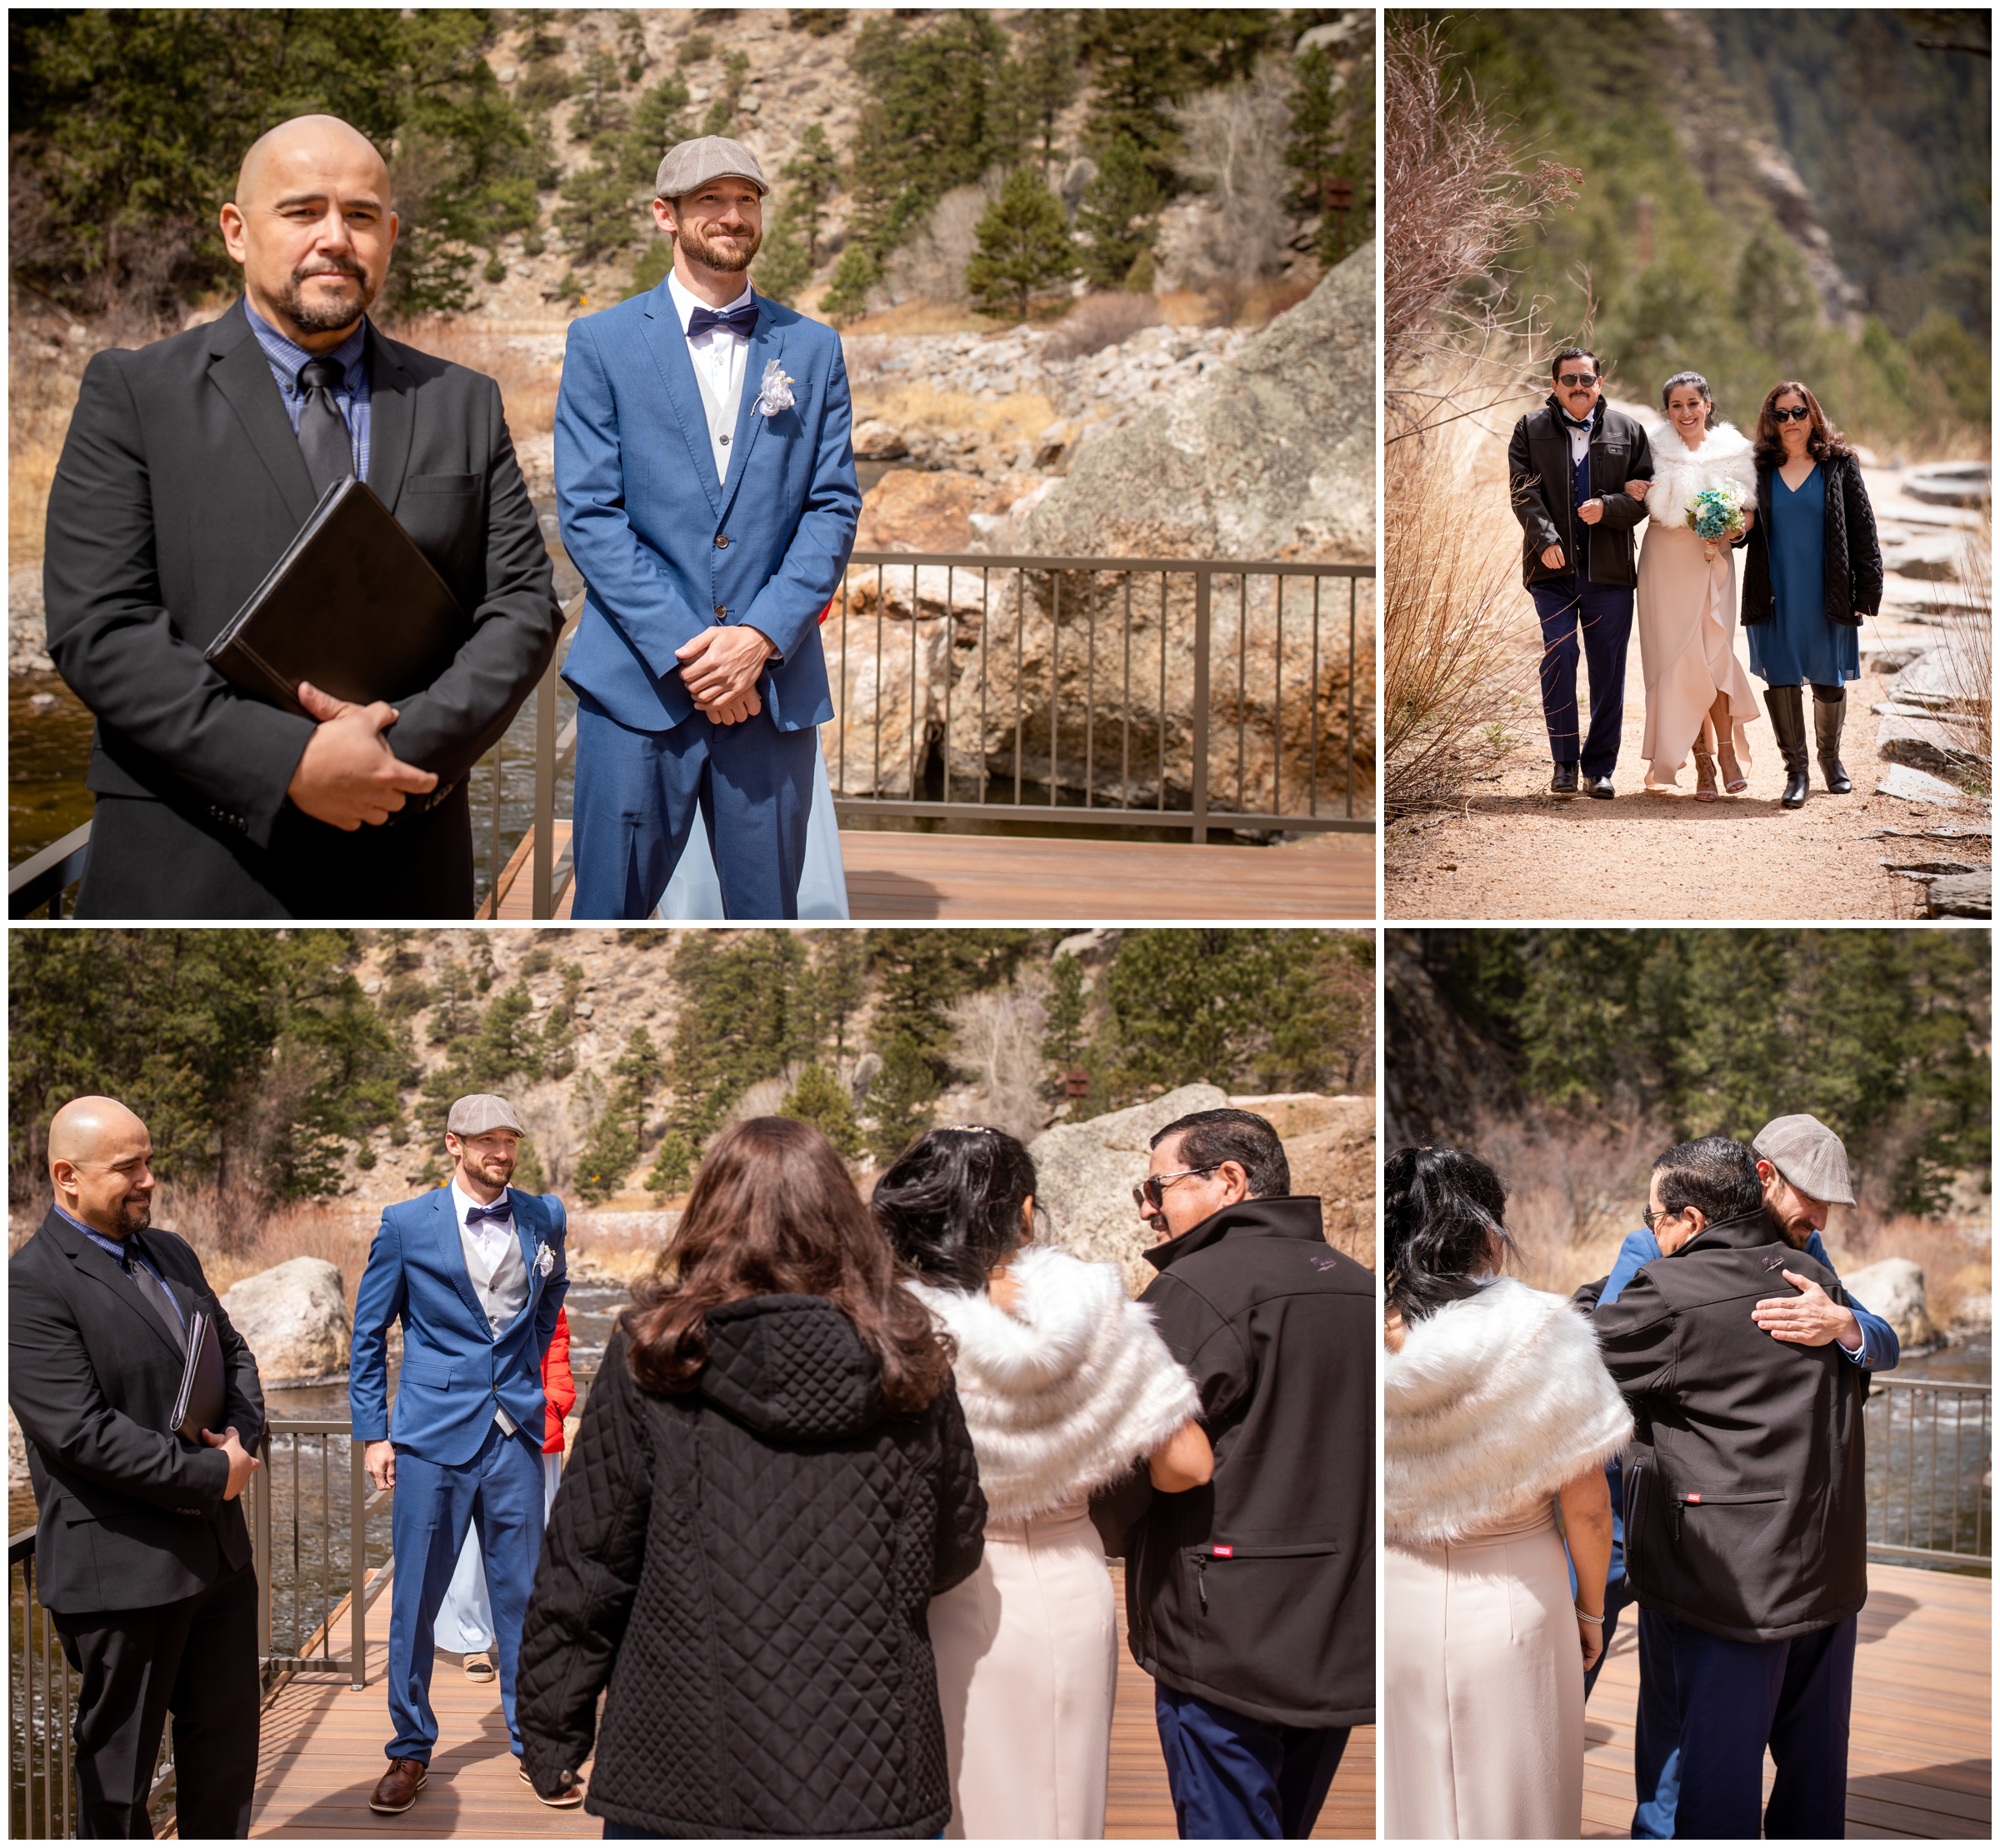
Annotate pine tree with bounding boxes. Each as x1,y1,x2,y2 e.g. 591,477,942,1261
552,161,643,262
865,1035,940,1165
645,1131,695,1204
512,1133,548,1194
1005,12,1081,174
1074,135,1163,291
621,76,693,186
1284,44,1338,210
752,211,812,305
572,50,630,143
780,122,842,265
781,1064,865,1157
820,243,882,323
1078,10,1282,188
1042,952,1090,1071
966,167,1078,322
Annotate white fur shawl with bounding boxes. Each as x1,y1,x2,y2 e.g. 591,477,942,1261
1384,1277,1632,1547
908,1245,1200,1525
1643,419,1758,531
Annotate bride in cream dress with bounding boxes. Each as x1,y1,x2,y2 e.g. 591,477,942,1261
1630,372,1761,801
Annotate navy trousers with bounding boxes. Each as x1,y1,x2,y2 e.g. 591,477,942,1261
1528,574,1634,777
386,1420,546,1764
1662,1611,1856,1841
1154,1684,1347,1839
571,695,817,921
1629,1608,1683,1840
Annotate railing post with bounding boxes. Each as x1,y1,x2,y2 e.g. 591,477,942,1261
351,1437,368,1692
1191,568,1211,845
532,649,559,920
255,1433,272,1668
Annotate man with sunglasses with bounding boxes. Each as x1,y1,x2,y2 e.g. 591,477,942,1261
1104,1108,1372,1839
1507,347,1656,798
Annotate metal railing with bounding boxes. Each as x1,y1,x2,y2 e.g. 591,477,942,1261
1867,1379,1991,1569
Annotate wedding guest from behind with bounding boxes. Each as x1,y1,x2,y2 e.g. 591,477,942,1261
8,1097,266,1838
1382,1146,1631,1840
1738,381,1882,807
433,1306,577,1684
1506,347,1655,799
1574,1115,1896,1837
557,135,861,919
876,1126,1212,1839
1591,1136,1868,1841
1108,1108,1372,1840
516,1117,988,1836
1628,372,1760,800
43,113,560,917
350,1095,570,1816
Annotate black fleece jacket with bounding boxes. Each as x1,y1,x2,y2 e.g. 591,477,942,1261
515,1298,986,1838
1112,1196,1374,1730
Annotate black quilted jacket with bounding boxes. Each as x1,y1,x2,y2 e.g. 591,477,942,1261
516,1296,985,1838
1737,452,1882,627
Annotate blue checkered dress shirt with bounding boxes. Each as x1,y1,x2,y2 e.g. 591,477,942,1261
242,297,372,482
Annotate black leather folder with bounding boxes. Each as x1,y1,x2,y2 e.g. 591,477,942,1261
170,1310,227,1443
204,477,469,717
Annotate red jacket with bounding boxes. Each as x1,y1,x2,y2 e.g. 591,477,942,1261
542,1307,577,1455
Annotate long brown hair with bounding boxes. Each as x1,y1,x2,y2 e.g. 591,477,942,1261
1753,380,1855,472
623,1116,953,1415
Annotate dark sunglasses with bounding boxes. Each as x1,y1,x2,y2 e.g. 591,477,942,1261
1132,1166,1218,1211
1770,405,1812,423
1558,372,1599,387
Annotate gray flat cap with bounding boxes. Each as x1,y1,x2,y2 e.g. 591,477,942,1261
655,135,768,201
448,1094,524,1138
1752,1114,1855,1206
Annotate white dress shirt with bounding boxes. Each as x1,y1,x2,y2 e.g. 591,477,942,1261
668,269,754,413
450,1178,528,1434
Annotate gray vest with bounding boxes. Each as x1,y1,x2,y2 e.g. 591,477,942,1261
690,347,745,484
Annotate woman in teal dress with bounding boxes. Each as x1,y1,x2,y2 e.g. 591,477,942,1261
1738,381,1882,808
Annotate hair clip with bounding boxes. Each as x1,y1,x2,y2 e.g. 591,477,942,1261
942,1124,996,1135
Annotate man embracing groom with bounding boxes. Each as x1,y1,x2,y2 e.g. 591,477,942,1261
557,135,862,920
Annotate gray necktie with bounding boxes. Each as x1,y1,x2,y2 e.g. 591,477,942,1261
122,1238,187,1351
296,357,355,497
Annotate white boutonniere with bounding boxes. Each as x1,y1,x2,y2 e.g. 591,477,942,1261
534,1241,557,1279
755,358,796,417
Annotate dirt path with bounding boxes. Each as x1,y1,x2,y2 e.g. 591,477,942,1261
1388,447,1990,921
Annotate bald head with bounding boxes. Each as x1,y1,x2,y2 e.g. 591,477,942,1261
49,1096,156,1241
220,114,397,351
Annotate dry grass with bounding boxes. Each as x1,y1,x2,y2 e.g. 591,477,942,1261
850,379,1059,446
10,316,106,566
1044,292,1164,361
1826,1211,1992,1341
389,316,562,439
1382,418,1536,816
830,298,1003,337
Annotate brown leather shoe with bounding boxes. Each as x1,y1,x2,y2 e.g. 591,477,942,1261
518,1759,585,1807
369,1758,428,1814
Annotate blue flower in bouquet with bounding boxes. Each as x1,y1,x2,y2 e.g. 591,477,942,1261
1688,485,1744,541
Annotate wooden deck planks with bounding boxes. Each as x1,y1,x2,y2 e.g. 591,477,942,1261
1581,1564,1989,1841
247,1562,1372,1839
489,822,1374,922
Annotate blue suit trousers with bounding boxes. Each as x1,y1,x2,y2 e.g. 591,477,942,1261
386,1420,546,1763
1154,1685,1347,1839
1529,574,1634,777
571,696,817,921
1662,1611,1856,1841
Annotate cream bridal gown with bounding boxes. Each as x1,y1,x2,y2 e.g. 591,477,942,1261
1636,420,1761,787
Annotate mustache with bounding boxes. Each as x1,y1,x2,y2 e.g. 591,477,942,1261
293,259,365,282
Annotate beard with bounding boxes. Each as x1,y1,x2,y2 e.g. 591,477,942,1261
118,1191,152,1235
678,218,761,274
275,259,377,332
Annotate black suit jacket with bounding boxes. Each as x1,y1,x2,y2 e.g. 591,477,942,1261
1591,1207,1868,1643
8,1208,265,1615
43,299,561,918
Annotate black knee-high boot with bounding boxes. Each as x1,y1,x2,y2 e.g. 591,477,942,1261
1764,685,1811,808
1812,684,1852,793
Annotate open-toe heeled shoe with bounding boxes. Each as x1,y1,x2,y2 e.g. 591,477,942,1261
1692,747,1719,803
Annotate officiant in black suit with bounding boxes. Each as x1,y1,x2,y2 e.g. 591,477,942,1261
42,113,561,918
8,1097,267,1838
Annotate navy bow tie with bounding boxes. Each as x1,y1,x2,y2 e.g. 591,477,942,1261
688,301,758,339
1562,410,1596,432
465,1200,512,1226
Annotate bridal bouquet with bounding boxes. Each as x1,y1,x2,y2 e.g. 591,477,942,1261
1687,482,1749,560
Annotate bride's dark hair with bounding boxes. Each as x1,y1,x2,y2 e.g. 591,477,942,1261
872,1126,1038,1291
1661,371,1718,431
1384,1146,1516,1324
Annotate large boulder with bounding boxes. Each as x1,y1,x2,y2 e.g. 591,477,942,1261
1030,1084,1232,1296
1264,1096,1375,1270
853,468,983,553
1025,243,1374,563
1842,1257,1943,1354
220,1257,352,1388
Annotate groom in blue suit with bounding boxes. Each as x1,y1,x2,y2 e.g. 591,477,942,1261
350,1093,570,1816
557,134,861,919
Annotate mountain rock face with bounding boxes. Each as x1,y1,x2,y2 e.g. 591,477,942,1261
1026,243,1376,565
1382,932,1519,1151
